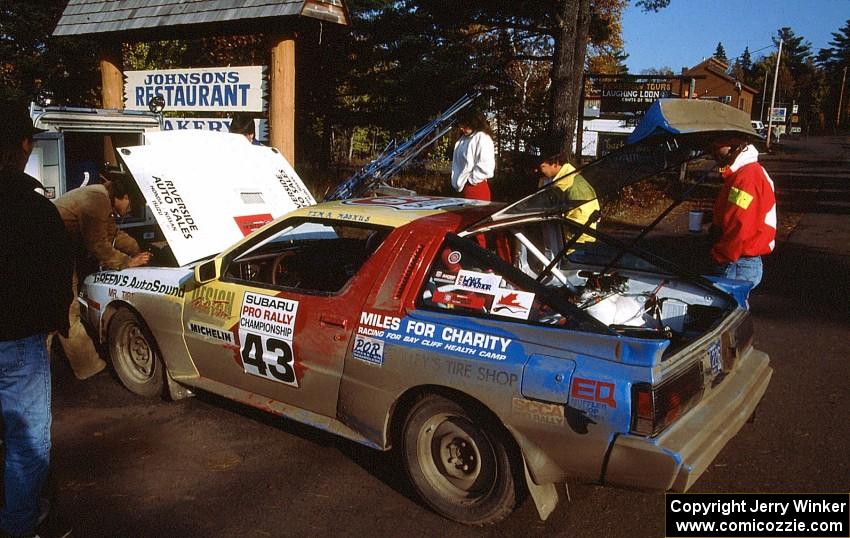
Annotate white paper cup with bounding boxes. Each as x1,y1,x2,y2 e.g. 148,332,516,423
688,210,704,233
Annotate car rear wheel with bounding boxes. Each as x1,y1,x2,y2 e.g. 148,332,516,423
108,308,165,397
401,394,517,525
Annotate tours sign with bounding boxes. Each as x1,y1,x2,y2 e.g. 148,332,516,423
124,66,266,112
600,81,673,114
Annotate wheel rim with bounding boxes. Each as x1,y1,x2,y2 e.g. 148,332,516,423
416,413,498,503
114,321,156,384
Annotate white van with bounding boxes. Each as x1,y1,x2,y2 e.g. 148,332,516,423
26,103,162,242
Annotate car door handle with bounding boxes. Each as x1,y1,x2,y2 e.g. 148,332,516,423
320,314,348,329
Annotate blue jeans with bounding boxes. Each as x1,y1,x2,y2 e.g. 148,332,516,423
0,333,52,536
715,256,763,289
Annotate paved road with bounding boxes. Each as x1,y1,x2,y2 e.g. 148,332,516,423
48,136,850,537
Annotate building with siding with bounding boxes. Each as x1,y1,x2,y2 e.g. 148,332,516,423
680,58,757,115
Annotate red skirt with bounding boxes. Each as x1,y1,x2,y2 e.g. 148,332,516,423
462,180,491,201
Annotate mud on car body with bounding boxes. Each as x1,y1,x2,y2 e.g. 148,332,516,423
79,100,771,525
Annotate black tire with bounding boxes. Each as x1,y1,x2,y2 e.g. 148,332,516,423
401,394,517,525
107,308,165,397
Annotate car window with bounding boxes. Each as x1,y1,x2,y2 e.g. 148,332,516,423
224,220,390,293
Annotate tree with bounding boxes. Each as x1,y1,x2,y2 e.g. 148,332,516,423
739,46,755,85
586,0,629,74
549,0,592,156
817,19,850,128
714,42,728,63
0,1,100,105
640,66,674,75
771,27,820,131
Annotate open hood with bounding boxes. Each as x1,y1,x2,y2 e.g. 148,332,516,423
477,99,760,225
119,130,315,266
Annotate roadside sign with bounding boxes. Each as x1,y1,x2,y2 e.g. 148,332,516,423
792,104,799,114
769,107,787,123
600,81,672,114
124,66,267,112
162,118,269,142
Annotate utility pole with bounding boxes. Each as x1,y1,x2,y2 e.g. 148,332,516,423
766,39,782,151
679,76,696,184
759,72,769,122
837,65,848,130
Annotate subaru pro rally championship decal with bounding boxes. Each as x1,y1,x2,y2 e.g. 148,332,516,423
238,292,299,387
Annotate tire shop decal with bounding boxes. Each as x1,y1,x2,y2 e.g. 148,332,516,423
238,292,300,387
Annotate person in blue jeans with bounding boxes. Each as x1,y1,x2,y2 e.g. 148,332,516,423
0,103,74,538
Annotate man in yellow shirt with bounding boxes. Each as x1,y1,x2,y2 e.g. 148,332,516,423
538,152,600,245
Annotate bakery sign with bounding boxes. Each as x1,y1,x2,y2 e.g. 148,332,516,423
124,66,266,112
600,81,672,114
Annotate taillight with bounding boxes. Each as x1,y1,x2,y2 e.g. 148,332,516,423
630,363,704,436
722,315,754,372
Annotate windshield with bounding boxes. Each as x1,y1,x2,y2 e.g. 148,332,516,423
223,219,391,294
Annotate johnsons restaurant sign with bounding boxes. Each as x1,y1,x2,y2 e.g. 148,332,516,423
124,66,266,112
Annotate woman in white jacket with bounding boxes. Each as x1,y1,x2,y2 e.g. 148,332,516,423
451,108,495,200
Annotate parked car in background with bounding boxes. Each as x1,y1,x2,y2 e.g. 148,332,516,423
751,119,781,145
79,100,771,525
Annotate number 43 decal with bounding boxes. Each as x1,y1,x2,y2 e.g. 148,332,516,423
240,332,299,387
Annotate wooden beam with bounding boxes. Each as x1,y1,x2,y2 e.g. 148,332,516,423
269,34,296,164
99,41,124,110
99,40,124,166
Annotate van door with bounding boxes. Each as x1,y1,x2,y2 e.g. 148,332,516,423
29,132,65,199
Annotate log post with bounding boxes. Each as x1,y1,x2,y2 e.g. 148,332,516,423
99,40,123,166
269,34,296,164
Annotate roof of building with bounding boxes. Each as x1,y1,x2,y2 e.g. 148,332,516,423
53,0,349,37
684,57,758,95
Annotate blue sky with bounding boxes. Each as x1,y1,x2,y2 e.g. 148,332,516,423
621,0,849,73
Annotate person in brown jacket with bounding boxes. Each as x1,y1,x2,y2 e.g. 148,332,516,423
53,176,152,379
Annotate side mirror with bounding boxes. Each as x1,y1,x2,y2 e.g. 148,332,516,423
194,259,220,284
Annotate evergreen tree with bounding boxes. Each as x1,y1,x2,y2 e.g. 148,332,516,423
817,19,850,128
770,27,820,130
740,46,755,85
714,42,728,63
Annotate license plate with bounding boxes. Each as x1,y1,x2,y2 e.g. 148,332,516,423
708,340,722,375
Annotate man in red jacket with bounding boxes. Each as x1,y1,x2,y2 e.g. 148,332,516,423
708,140,777,289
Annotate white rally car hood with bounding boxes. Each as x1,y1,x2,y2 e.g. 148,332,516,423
119,130,316,266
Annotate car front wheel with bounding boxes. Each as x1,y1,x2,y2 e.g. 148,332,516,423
401,394,517,525
107,308,165,397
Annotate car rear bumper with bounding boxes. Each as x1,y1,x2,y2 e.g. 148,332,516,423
603,347,771,491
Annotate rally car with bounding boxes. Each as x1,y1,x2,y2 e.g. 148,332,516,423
79,100,771,525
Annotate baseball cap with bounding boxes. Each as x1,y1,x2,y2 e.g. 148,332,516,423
0,102,47,147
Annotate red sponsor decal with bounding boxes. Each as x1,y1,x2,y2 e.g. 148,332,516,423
233,213,273,236
432,289,488,310
494,292,528,313
571,377,617,408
